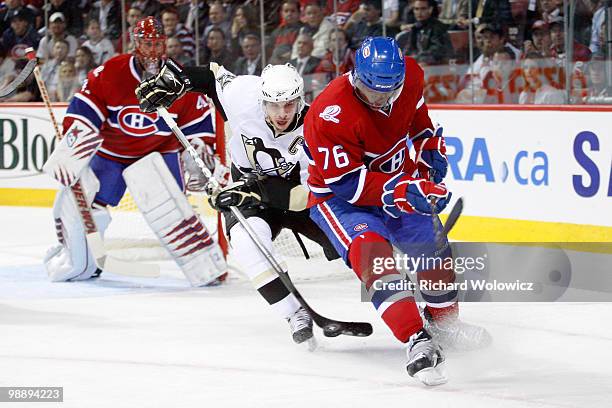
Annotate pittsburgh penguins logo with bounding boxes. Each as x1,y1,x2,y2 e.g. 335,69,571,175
217,72,236,90
242,135,296,177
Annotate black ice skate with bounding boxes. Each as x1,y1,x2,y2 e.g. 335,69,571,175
286,307,316,349
406,329,447,386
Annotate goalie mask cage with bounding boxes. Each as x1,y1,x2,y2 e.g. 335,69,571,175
104,102,349,281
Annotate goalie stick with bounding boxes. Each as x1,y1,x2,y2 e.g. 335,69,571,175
25,48,159,279
157,107,373,338
0,58,36,99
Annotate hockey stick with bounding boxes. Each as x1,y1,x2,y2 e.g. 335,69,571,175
157,107,373,338
26,49,159,278
0,58,36,99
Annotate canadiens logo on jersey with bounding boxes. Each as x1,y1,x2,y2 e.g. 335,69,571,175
110,106,162,137
242,135,297,177
365,138,407,174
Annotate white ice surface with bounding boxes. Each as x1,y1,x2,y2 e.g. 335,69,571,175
1,207,611,408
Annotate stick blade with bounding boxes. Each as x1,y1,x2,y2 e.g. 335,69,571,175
442,197,464,236
0,59,36,98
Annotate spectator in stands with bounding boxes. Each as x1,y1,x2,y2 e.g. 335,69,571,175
269,0,303,64
538,0,560,23
82,19,115,65
399,0,417,30
472,23,519,74
582,53,611,103
74,45,96,83
549,16,591,62
117,7,143,53
519,52,565,104
325,0,360,27
466,0,514,26
289,33,322,75
54,60,80,101
161,8,195,64
589,1,606,53
397,0,452,65
383,0,401,29
40,38,69,99
291,3,334,59
36,12,78,62
204,2,231,40
229,4,258,57
0,45,16,89
317,28,355,76
166,36,192,66
233,33,262,75
1,8,39,58
46,0,83,37
439,0,469,29
345,0,384,50
131,0,161,20
0,0,36,36
524,20,552,57
482,48,520,103
201,26,233,67
87,0,121,40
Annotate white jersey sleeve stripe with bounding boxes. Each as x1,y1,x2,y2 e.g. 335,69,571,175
73,93,106,123
347,167,367,204
324,164,366,184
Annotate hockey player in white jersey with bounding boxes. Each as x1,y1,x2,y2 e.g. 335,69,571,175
136,61,340,345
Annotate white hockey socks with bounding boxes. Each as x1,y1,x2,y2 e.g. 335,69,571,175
229,217,301,319
123,152,227,286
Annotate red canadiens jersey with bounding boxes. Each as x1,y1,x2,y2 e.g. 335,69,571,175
304,57,434,207
63,54,214,163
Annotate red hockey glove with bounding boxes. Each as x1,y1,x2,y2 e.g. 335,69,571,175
382,173,451,217
412,127,448,184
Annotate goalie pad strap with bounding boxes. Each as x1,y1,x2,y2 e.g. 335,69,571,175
123,152,227,286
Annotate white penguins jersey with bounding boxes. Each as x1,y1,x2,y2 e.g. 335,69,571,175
214,67,309,184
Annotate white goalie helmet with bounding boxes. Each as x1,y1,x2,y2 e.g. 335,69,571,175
260,63,305,109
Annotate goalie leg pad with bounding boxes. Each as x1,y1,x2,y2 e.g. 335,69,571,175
44,168,111,281
123,152,227,286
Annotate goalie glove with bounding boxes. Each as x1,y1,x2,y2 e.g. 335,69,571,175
182,138,230,192
209,173,263,211
412,127,448,184
382,173,451,217
135,58,192,113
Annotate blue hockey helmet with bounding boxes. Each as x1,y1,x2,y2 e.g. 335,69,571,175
353,37,405,109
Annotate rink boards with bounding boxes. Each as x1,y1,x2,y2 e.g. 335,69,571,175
0,103,610,242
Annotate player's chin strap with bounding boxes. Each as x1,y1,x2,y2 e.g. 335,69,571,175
157,106,373,338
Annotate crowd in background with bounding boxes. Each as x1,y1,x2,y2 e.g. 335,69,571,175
0,0,610,104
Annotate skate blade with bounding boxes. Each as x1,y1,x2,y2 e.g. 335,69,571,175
414,363,448,386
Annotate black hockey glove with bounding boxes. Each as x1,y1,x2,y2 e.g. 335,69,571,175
135,58,192,113
209,173,263,211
